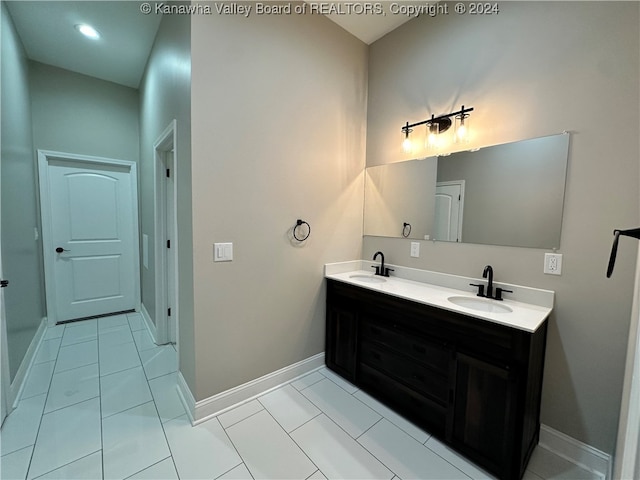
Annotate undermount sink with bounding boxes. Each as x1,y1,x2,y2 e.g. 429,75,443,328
448,295,513,313
349,274,387,284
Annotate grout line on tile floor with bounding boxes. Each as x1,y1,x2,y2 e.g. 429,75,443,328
221,405,265,430
355,416,384,440
96,320,105,480
25,323,65,480
304,468,322,480
132,319,181,480
215,415,255,479
251,401,321,478
122,454,172,480
214,462,255,480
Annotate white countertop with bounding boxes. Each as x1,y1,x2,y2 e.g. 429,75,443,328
325,262,553,333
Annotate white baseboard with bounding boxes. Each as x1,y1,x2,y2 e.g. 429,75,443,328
9,317,48,407
188,353,325,425
539,424,611,480
140,303,157,344
176,370,196,424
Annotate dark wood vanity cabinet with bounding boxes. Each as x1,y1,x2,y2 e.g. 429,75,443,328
325,279,548,480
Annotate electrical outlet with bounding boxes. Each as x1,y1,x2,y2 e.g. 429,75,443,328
410,242,420,258
544,253,562,275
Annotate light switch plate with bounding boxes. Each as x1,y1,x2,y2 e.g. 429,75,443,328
214,242,233,262
544,253,562,275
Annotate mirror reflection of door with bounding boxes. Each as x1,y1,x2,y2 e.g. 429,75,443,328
434,181,465,242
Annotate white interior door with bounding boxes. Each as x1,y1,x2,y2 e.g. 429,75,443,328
39,151,140,323
434,181,464,242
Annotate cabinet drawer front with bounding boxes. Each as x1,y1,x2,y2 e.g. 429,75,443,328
361,318,450,372
359,364,446,435
360,341,449,404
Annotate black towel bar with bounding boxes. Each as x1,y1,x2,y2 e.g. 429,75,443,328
607,227,640,278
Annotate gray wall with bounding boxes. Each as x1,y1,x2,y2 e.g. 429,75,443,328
1,3,45,382
138,12,193,386
364,157,437,239
30,62,139,161
437,135,568,248
190,9,367,400
365,2,639,454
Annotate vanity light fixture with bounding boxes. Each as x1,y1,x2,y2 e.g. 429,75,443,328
75,23,100,40
401,122,414,154
454,109,471,143
424,115,444,148
401,105,474,152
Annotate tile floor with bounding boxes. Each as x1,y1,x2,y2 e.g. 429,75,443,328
1,312,601,480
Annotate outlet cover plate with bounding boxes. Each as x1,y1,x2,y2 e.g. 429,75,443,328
410,242,420,258
544,253,562,275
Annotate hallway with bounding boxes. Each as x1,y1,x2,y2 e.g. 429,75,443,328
1,313,179,479
1,313,600,480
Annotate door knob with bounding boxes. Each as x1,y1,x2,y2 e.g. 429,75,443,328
0,280,8,288
55,247,70,253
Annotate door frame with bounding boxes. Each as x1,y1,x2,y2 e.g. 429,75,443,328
435,180,465,242
0,293,9,425
614,242,640,479
0,165,10,424
37,150,141,325
153,121,179,347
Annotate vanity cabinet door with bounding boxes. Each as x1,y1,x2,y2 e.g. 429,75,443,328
325,304,358,381
450,352,517,478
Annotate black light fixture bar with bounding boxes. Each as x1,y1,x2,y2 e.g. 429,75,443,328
401,105,474,134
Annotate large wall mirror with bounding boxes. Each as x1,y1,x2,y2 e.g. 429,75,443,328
363,133,570,249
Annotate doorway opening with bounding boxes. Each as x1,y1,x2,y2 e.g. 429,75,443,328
154,120,178,346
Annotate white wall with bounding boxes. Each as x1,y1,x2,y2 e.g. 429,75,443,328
190,9,367,400
0,3,44,382
139,12,193,386
365,2,639,454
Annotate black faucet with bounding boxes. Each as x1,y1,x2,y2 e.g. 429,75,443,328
470,265,512,300
372,251,393,277
483,265,494,299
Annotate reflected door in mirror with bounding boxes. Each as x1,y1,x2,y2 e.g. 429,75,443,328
434,181,464,242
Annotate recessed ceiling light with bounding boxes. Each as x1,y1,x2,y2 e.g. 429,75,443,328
75,24,100,40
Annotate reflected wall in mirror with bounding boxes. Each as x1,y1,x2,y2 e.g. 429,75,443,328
363,133,570,249
364,157,438,239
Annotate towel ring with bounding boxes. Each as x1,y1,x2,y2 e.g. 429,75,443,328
402,222,412,238
293,219,311,242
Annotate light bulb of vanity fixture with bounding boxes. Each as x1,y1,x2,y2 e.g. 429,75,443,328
426,121,440,149
454,111,471,143
402,123,414,154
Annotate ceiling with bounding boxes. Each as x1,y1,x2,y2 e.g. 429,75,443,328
5,1,410,89
314,4,413,44
6,1,162,88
